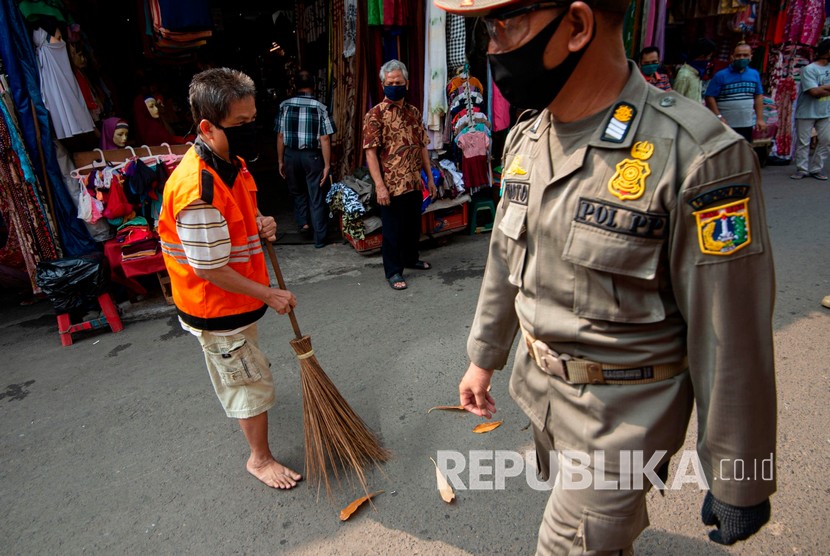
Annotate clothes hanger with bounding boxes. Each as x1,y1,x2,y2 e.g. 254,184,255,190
70,148,108,179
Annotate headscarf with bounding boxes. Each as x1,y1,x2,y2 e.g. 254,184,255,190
101,117,128,150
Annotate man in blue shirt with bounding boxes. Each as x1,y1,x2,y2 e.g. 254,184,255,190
792,39,830,180
705,42,766,142
276,71,337,247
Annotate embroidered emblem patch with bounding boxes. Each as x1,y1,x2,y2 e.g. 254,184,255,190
601,102,637,143
631,140,654,161
693,198,752,255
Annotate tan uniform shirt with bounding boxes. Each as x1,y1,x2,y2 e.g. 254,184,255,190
468,63,776,507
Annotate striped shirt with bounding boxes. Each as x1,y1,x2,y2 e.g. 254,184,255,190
275,93,336,150
705,66,764,128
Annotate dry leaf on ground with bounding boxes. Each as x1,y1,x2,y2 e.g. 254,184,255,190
430,457,455,503
339,491,384,521
427,405,465,413
472,420,503,434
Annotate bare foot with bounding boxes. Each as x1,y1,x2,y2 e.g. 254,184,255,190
247,457,302,489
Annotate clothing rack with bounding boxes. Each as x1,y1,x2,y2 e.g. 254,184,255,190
72,143,191,175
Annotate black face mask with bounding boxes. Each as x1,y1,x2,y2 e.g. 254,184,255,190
215,121,259,162
488,9,595,110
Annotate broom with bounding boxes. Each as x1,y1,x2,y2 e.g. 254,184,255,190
263,241,390,498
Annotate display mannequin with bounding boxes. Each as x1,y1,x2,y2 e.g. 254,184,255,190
100,117,129,150
132,93,184,146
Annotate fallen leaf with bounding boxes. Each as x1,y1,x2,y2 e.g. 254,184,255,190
472,420,503,434
430,457,455,503
339,491,384,521
427,404,465,413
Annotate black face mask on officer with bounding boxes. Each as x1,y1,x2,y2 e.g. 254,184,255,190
487,8,596,110
215,120,259,162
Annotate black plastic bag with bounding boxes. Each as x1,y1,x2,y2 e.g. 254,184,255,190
35,254,108,313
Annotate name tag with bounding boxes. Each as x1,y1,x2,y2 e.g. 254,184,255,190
575,197,668,240
503,181,530,206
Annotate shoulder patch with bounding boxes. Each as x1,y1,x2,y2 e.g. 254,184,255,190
688,185,750,210
200,169,215,205
601,102,637,143
693,198,751,256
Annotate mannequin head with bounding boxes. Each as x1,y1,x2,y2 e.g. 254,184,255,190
144,96,160,119
113,120,129,147
101,117,130,150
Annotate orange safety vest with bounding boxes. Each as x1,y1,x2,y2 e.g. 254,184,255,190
158,147,268,330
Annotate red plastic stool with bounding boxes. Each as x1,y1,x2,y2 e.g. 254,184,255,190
56,292,124,346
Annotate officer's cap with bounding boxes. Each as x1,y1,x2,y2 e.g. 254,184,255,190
434,0,632,17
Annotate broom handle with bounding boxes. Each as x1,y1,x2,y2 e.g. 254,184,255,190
264,240,303,339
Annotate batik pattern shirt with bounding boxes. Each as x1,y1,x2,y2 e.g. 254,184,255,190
362,99,429,196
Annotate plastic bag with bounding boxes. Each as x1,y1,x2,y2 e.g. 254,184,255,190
35,254,109,313
78,185,94,223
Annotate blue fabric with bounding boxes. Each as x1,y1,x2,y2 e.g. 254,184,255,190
156,0,212,31
0,0,95,256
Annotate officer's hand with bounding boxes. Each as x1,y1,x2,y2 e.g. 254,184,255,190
701,491,770,545
459,362,496,419
376,185,391,206
265,288,297,315
256,215,277,241
320,164,330,186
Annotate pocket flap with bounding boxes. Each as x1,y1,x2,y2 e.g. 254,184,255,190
498,203,527,240
581,506,649,552
563,223,662,280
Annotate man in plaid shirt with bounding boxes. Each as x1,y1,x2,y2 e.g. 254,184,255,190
276,71,336,247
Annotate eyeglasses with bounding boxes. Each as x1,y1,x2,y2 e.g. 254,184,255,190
483,2,565,50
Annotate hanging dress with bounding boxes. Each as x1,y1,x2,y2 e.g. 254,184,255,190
32,28,94,140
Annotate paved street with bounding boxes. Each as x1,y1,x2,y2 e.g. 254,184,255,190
1,163,829,555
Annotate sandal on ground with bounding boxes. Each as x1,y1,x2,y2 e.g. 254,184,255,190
407,260,431,270
387,273,407,290
810,171,828,180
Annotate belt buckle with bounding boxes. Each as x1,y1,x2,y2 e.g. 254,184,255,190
531,339,570,382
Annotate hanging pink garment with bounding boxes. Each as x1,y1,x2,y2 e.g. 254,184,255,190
786,0,825,46
643,0,657,48
491,83,510,132
773,77,796,157
653,0,667,59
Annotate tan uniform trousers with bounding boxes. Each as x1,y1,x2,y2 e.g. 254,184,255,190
518,348,694,555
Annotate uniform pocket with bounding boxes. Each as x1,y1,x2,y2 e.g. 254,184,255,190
498,203,528,288
563,222,665,323
204,337,264,387
575,506,649,553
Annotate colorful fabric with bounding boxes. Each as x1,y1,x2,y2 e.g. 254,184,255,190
275,93,336,150
326,182,366,239
424,2,448,132
362,99,429,196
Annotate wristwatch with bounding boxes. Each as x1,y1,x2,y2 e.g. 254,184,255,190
716,114,724,120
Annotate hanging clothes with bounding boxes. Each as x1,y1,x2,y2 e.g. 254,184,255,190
424,3,448,135
786,0,826,46
32,28,95,140
446,14,466,73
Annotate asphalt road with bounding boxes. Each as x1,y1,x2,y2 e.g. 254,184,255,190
1,163,828,555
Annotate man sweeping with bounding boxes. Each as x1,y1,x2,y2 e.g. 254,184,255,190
159,67,302,489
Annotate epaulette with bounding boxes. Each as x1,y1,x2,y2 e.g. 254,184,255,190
646,91,740,156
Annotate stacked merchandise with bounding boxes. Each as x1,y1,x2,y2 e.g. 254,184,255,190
142,0,213,59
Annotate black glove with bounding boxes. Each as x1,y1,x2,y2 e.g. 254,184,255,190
701,491,770,545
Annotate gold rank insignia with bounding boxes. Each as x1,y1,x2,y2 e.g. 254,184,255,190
505,156,527,177
608,141,654,201
693,198,752,255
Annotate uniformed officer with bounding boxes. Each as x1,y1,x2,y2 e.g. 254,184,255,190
433,0,777,553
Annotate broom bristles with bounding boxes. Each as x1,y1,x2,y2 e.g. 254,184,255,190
290,335,391,499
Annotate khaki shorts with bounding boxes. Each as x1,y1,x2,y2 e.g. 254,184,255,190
196,325,276,419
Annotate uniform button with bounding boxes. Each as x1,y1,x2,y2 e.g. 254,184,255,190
660,96,676,107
